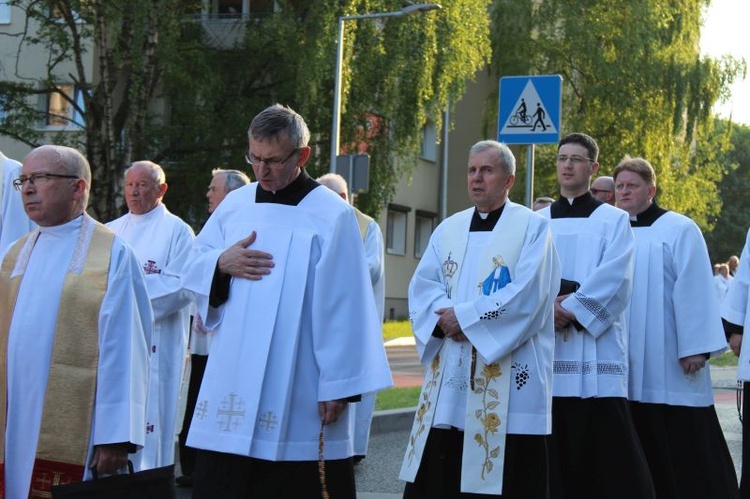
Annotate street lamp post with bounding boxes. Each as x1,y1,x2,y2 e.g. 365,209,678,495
329,3,442,173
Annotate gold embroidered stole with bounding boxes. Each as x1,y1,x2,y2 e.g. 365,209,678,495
354,208,374,241
400,205,530,495
0,216,114,496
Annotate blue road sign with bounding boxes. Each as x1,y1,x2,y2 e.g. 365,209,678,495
497,75,562,145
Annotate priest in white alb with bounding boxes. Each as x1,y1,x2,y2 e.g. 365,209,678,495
723,229,750,498
613,156,738,498
317,172,385,464
182,104,392,498
538,133,655,498
0,145,151,498
400,140,560,498
107,161,195,470
176,168,250,488
0,150,35,252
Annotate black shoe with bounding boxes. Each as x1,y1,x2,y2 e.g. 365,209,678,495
175,475,193,487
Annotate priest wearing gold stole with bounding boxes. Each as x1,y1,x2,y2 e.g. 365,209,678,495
400,140,560,497
0,145,152,498
182,104,392,498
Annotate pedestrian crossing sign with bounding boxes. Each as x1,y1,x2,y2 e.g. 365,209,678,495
497,75,562,145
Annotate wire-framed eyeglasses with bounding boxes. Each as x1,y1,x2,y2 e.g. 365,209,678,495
556,154,593,165
244,148,300,168
13,172,80,191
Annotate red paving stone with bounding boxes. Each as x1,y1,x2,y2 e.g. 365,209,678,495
714,390,738,404
393,375,423,388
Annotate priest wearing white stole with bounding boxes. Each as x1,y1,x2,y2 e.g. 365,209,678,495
0,145,151,498
723,232,750,498
317,172,385,464
612,156,738,498
538,133,655,498
0,150,35,252
107,161,195,470
182,104,392,498
400,140,560,498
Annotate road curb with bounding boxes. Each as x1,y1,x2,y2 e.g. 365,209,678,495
371,408,416,435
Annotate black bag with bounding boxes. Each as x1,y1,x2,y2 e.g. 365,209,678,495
51,462,175,499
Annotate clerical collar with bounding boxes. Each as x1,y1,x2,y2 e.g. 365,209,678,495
469,204,505,231
629,202,667,227
550,191,602,219
255,169,319,206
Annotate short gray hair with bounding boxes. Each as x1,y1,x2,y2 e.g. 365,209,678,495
212,168,250,193
125,160,166,185
469,140,516,176
316,173,348,195
248,103,310,148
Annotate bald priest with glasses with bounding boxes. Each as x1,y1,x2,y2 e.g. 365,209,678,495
0,145,152,497
181,104,392,498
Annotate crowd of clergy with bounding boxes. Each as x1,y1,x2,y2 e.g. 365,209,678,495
2,104,750,499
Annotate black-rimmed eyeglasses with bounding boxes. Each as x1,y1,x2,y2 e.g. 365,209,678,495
244,148,300,168
13,172,80,191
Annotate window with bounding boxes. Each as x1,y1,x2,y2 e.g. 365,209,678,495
420,121,437,162
215,0,244,17
386,204,411,256
414,210,436,258
204,0,275,18
0,1,10,24
44,85,85,128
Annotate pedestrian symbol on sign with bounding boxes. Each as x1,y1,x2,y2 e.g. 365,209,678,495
501,80,556,135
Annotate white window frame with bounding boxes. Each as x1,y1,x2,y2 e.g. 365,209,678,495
42,85,86,129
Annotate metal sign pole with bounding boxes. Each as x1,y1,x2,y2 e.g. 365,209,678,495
525,144,535,208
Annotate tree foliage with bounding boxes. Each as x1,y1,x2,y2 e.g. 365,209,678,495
703,119,750,262
0,0,491,225
1,0,203,220
488,0,745,227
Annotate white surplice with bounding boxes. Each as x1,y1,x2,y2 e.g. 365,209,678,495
350,213,385,457
540,202,634,398
106,203,195,469
182,183,392,461
723,228,750,381
628,211,727,406
0,152,35,253
407,202,560,435
3,215,151,498
401,202,560,494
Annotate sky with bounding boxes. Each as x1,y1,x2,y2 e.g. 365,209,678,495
700,0,750,125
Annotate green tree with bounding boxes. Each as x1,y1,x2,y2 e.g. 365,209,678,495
488,0,745,227
0,0,203,220
704,119,750,261
0,0,491,225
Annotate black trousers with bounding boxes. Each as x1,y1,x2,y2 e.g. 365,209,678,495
549,396,656,499
630,401,739,499
403,427,551,499
178,353,208,476
192,449,356,499
742,382,750,499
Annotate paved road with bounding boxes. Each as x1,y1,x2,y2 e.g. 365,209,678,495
175,342,744,498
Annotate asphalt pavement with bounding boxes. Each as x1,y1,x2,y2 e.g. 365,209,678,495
174,340,745,498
